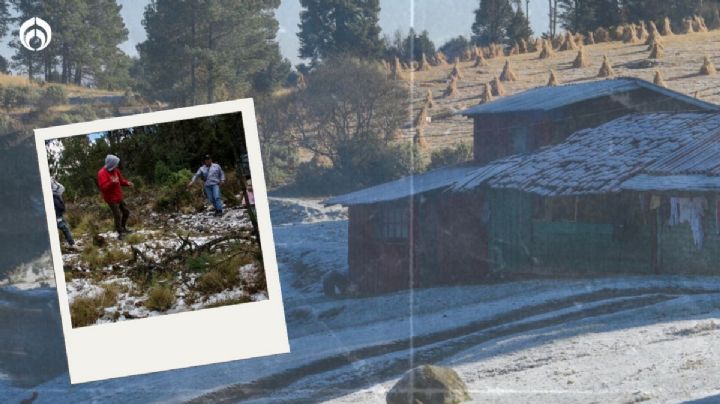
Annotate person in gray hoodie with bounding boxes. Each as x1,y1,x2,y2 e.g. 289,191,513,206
98,154,134,240
187,155,225,217
51,178,75,248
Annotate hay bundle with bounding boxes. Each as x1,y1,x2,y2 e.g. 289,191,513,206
533,37,543,52
296,73,307,90
435,51,448,65
682,17,694,34
623,24,639,43
425,89,434,108
552,34,563,48
613,25,626,40
463,48,473,62
653,70,667,87
648,21,659,35
473,52,488,67
414,105,429,128
509,44,520,55
559,31,578,51
648,43,664,59
598,55,615,77
539,39,555,59
693,15,708,32
661,17,674,36
547,70,560,86
700,55,716,75
595,27,610,42
518,38,528,53
493,43,504,57
490,76,505,96
499,60,517,81
637,21,648,40
572,47,589,67
586,31,596,44
444,75,458,97
418,53,431,71
450,62,463,79
645,28,663,48
414,127,428,149
391,57,406,80
479,82,493,103
574,32,585,44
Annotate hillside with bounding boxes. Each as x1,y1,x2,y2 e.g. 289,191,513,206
406,28,720,152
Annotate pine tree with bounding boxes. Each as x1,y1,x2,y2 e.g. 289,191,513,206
507,8,533,44
472,0,514,45
298,0,384,63
138,0,290,106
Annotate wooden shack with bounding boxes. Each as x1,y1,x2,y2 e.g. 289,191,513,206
326,78,719,294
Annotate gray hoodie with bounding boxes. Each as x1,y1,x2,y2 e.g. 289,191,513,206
105,154,120,171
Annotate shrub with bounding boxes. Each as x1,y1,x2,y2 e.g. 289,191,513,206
145,285,175,311
38,85,67,110
428,142,473,170
70,287,118,328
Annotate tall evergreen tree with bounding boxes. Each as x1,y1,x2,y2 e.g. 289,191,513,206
400,29,435,63
297,0,384,63
507,8,533,43
472,0,514,45
137,0,290,105
9,0,129,86
558,0,596,33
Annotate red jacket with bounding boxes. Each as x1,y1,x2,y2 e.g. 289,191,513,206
97,167,130,203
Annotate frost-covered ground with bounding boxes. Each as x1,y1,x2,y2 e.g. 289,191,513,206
62,205,267,325
3,198,720,403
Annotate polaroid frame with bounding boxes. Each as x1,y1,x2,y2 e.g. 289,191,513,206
35,99,289,384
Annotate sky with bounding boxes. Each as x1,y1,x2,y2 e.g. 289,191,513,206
3,0,551,68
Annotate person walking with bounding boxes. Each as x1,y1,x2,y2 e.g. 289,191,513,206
97,154,134,240
187,155,225,217
51,178,75,248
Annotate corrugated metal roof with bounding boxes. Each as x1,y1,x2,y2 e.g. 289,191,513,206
460,77,719,116
622,174,720,192
475,112,720,196
644,130,720,175
323,164,481,206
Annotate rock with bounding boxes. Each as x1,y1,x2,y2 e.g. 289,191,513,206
386,365,470,404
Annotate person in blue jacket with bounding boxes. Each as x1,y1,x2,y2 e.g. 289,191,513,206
187,155,226,217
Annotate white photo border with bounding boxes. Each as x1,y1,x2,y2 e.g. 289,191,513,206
34,99,289,384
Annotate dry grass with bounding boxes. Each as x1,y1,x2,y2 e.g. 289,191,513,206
653,70,667,87
70,286,119,328
598,55,615,77
391,25,720,152
145,285,175,311
700,55,716,75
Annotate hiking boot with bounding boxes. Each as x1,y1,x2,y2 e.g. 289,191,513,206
118,232,125,241
122,227,134,234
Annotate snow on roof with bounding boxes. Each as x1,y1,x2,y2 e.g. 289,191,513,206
323,164,482,206
480,113,720,196
460,77,719,116
621,174,720,192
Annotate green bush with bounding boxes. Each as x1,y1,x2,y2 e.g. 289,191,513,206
154,168,196,212
428,142,473,170
1,86,38,108
38,85,67,110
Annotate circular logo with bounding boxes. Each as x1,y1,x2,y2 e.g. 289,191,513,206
19,17,52,51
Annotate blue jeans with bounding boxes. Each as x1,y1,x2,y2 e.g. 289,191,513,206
57,217,75,245
205,184,224,212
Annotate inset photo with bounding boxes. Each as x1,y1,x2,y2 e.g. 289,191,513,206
35,100,288,383
47,111,265,326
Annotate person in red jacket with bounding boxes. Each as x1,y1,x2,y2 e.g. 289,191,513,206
98,154,134,240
